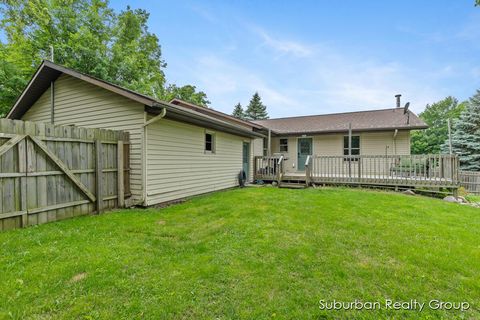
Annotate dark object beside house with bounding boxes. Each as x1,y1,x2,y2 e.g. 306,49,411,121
238,170,247,187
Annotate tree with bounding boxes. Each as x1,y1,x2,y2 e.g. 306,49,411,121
232,103,245,119
163,84,210,107
0,0,209,115
109,6,166,99
410,96,465,154
441,90,480,170
0,44,26,117
245,92,268,120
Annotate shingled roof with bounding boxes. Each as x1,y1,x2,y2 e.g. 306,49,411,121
252,108,427,135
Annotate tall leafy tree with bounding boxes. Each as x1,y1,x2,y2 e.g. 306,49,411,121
109,6,166,98
232,103,245,119
411,96,465,154
442,90,480,170
245,92,268,120
163,84,210,106
0,0,209,116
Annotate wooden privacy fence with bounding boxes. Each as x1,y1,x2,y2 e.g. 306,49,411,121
459,170,480,194
0,119,130,231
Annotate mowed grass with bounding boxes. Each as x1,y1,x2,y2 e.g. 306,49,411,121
1,187,479,319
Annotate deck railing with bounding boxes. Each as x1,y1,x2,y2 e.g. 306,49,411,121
254,155,285,184
307,154,459,188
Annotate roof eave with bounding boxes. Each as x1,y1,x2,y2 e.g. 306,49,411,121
270,125,428,136
147,102,265,139
169,98,265,130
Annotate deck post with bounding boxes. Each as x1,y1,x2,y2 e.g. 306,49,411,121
305,155,311,186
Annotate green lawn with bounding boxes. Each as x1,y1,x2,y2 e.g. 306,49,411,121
1,187,479,319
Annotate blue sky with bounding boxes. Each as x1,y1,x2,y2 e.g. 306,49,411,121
113,1,480,117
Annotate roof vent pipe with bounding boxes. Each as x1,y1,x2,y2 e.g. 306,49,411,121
395,94,401,108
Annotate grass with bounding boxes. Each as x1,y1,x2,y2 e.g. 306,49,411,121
465,194,480,203
1,187,479,319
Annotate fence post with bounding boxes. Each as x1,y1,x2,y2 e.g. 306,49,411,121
117,140,124,208
17,136,27,227
95,139,103,214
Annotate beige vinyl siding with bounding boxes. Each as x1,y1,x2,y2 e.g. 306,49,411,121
314,134,343,156
21,74,145,203
146,118,247,205
271,131,411,173
360,131,410,156
271,137,300,173
251,138,263,181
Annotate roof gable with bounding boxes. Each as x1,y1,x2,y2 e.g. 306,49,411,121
7,60,158,119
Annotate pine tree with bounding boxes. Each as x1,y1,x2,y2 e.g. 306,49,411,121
232,103,245,119
442,90,480,170
245,92,269,120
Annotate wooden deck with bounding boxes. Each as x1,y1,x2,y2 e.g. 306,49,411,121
254,154,460,191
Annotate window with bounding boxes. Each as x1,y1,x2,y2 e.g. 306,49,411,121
205,132,215,153
263,138,268,156
279,138,288,152
343,136,360,159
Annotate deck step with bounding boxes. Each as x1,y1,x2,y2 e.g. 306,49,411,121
279,182,307,189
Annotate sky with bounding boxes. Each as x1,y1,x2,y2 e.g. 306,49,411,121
110,1,480,118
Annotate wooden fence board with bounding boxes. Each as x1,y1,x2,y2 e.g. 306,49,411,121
459,171,480,195
0,119,129,231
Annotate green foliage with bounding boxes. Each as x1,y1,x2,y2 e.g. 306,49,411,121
163,84,210,107
0,187,479,318
231,102,245,119
411,96,465,154
0,0,209,115
442,90,480,170
109,6,166,99
0,45,27,117
245,92,268,120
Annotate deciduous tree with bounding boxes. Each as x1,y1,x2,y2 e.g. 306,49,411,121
0,0,209,116
163,84,210,107
411,96,465,154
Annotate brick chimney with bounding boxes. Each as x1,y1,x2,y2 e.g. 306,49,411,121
395,94,401,108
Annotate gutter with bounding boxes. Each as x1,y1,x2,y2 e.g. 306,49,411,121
152,102,265,139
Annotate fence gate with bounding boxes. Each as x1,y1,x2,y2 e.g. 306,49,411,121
0,119,130,231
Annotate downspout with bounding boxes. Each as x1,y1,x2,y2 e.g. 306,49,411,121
393,129,398,155
141,107,167,205
267,129,271,156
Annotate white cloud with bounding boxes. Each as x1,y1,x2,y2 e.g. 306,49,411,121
187,54,298,115
251,27,313,58
170,24,451,118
